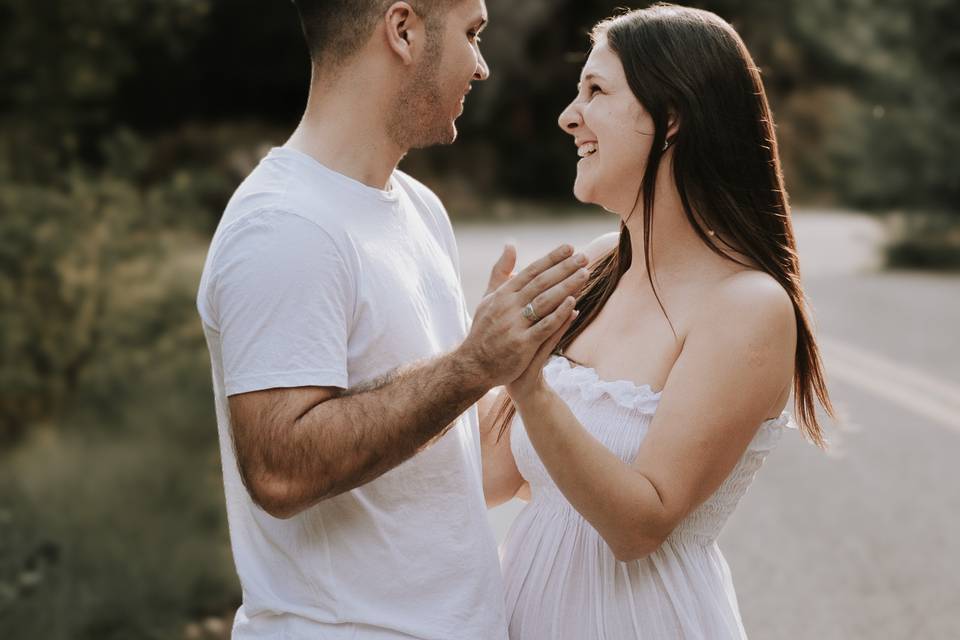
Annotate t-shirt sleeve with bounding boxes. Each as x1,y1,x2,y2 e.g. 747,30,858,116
207,210,355,396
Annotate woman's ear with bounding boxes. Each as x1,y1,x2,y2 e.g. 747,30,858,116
666,111,681,142
384,1,424,66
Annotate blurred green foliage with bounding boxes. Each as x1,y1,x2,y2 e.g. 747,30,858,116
2,0,956,208
0,131,238,635
1,426,237,639
0,0,957,636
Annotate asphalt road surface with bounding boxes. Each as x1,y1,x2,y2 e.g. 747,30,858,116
453,210,960,640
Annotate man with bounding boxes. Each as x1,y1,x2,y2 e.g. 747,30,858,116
196,0,589,638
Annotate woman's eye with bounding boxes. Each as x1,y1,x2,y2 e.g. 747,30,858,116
589,84,602,96
468,31,481,43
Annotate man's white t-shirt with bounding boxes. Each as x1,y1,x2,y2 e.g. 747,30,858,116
196,147,507,639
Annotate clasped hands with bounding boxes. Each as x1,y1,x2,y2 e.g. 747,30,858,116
460,243,589,403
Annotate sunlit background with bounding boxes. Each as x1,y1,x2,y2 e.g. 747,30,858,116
1,1,958,638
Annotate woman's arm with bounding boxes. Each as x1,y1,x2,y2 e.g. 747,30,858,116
508,272,796,560
479,388,527,508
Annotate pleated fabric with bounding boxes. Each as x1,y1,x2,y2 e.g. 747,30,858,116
501,356,793,640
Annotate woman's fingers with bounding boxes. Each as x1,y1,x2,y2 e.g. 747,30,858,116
532,308,579,368
515,304,579,389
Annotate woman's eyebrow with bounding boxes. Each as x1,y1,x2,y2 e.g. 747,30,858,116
577,72,607,90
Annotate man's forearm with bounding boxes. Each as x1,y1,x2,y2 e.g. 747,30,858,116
233,243,587,518
265,350,489,515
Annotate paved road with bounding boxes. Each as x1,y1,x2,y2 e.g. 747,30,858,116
453,210,960,640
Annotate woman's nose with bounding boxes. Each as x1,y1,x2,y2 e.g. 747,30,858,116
558,101,581,133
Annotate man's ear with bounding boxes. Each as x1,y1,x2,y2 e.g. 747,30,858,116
384,1,425,66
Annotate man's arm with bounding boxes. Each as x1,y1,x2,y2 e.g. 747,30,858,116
230,351,487,518
229,244,590,519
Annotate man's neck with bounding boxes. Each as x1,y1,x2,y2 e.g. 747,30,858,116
286,72,405,191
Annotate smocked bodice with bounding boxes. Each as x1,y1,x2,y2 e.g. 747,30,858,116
510,355,792,543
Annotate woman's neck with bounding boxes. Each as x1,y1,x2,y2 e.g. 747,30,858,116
620,179,714,290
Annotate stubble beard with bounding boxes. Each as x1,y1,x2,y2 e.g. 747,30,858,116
386,31,456,150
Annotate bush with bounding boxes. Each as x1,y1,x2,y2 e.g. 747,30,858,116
0,427,238,640
885,211,960,271
0,130,242,638
0,169,147,442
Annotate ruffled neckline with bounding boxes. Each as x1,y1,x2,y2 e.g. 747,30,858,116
543,355,795,451
544,355,663,414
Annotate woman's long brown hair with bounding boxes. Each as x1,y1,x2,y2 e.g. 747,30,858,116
493,4,833,447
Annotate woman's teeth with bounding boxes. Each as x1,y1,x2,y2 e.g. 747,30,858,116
578,142,598,158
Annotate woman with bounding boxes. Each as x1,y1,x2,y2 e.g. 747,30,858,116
481,4,833,639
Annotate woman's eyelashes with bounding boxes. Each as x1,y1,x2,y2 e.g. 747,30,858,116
574,83,602,102
468,31,481,43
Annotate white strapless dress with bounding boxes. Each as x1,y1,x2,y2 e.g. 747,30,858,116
501,355,793,640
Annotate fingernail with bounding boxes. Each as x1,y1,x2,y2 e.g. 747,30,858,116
575,253,588,266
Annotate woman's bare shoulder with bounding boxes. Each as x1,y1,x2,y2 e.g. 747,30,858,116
696,269,795,341
580,231,620,265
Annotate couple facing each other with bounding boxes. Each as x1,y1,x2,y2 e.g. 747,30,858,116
197,1,833,639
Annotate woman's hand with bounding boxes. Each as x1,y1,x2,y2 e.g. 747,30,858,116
506,301,578,403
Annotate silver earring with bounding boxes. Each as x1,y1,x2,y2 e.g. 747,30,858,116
662,138,671,151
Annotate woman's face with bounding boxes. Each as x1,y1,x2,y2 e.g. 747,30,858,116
558,36,657,215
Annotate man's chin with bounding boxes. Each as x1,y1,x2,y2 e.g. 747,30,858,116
444,125,458,145
437,119,458,146
411,122,458,149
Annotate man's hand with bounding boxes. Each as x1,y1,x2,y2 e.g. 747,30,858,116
460,244,589,389
483,243,517,297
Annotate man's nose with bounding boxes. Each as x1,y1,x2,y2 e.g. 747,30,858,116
475,52,490,81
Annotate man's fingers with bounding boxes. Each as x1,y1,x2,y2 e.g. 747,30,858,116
508,244,577,292
529,296,577,341
487,243,517,293
537,263,589,313
519,248,588,298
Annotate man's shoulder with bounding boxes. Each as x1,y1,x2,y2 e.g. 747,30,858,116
393,169,458,251
224,148,361,232
209,160,354,274
217,192,344,247
394,170,446,214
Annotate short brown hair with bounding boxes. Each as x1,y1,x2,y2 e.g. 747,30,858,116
292,0,446,69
